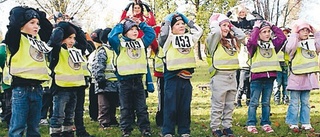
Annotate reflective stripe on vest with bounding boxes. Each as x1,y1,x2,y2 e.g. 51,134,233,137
10,34,50,80
81,56,90,77
166,34,196,71
213,43,239,70
117,39,147,75
54,48,85,87
291,47,320,74
250,45,281,73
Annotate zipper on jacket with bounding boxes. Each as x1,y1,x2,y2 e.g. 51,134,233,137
267,72,270,78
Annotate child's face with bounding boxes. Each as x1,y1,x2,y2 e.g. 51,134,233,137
238,10,246,18
125,26,139,39
259,28,271,42
220,22,230,37
21,18,40,37
172,20,185,35
62,34,76,48
133,5,142,15
298,28,310,40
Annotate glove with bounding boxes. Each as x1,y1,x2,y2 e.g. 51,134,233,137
48,27,64,47
8,6,26,28
178,12,189,24
226,11,232,17
143,3,151,12
98,79,107,89
125,2,133,11
164,13,174,22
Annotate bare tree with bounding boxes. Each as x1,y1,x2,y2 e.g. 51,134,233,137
0,0,7,3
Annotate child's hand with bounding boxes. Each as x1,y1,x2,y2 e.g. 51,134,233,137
291,23,298,33
164,13,174,22
131,17,141,24
209,13,220,22
177,12,189,24
253,20,262,28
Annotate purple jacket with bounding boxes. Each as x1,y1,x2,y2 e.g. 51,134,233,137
247,26,287,81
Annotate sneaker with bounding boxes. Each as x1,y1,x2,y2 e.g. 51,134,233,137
212,130,223,137
110,121,120,127
142,130,152,137
40,119,49,125
100,123,111,130
122,131,131,137
289,125,300,133
262,124,274,133
301,124,314,132
223,128,234,137
180,134,190,137
76,130,94,137
247,126,258,134
163,134,173,137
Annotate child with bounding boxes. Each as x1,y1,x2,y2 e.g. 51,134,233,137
4,6,53,136
108,18,155,137
285,19,320,132
206,13,245,137
48,21,87,137
90,28,120,129
158,12,203,137
246,20,286,134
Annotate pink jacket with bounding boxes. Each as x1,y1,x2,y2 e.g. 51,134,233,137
285,32,320,90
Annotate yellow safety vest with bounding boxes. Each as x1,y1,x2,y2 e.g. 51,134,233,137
9,34,50,80
250,42,281,73
116,39,147,76
82,56,90,77
101,46,117,81
165,34,196,71
213,43,239,70
54,47,85,87
277,50,290,65
154,46,164,73
3,45,11,85
291,47,320,74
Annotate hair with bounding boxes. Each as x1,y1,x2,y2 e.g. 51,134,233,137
220,33,240,51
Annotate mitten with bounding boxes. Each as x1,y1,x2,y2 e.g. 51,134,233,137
226,11,232,17
47,27,64,47
164,13,174,22
178,12,189,24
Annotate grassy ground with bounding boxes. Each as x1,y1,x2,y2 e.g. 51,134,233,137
1,60,320,137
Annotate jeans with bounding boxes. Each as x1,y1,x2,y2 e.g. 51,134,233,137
162,76,192,135
236,69,251,101
274,66,289,102
155,77,164,127
41,87,53,119
2,88,12,126
247,78,274,126
89,81,98,121
75,87,87,133
119,76,150,133
286,90,310,125
9,85,43,137
50,89,77,134
97,92,119,125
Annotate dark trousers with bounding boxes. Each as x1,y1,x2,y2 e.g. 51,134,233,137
97,92,119,125
74,87,87,133
155,77,164,127
41,87,53,119
2,88,12,126
89,82,98,121
119,77,150,133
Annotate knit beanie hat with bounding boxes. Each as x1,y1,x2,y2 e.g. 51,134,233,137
259,21,271,32
171,14,183,27
54,12,63,22
217,14,230,26
8,6,40,28
56,22,76,40
91,29,103,43
123,19,138,35
295,19,312,32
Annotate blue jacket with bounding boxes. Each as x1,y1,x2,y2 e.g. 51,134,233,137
108,22,155,80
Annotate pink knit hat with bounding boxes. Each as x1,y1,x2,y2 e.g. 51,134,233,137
209,13,230,25
295,19,312,32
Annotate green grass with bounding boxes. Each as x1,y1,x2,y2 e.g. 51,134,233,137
1,60,320,137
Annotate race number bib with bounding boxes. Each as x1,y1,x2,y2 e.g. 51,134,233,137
27,36,52,53
258,41,274,49
172,34,194,48
121,40,145,59
299,39,315,51
68,48,85,63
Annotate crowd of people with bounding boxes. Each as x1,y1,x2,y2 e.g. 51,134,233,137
0,1,319,137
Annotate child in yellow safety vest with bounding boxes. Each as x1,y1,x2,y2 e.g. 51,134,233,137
285,19,320,133
206,13,245,137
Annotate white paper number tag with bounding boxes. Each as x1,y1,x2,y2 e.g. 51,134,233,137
299,39,315,51
27,36,52,53
172,34,194,48
258,41,274,49
68,48,85,63
120,39,145,49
